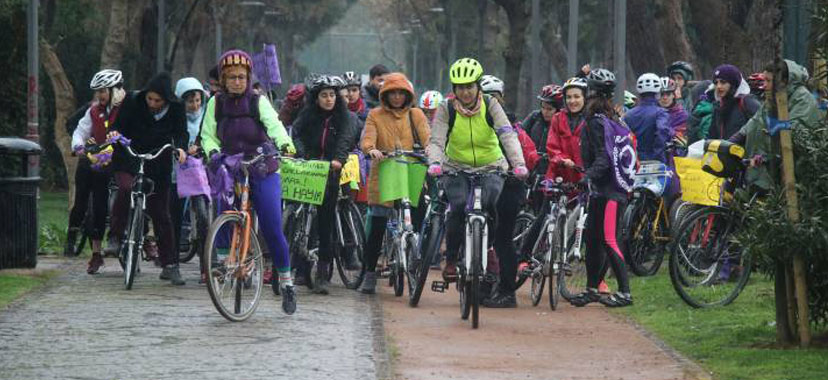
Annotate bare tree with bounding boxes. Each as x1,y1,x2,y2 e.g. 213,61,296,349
492,0,529,111
100,0,129,69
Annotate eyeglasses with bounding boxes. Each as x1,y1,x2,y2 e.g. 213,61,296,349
226,75,248,82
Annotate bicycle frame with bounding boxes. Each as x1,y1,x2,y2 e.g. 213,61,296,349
463,180,489,282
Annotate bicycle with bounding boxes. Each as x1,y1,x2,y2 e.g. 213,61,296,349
411,177,447,307
431,170,503,329
116,138,175,290
668,150,759,308
282,159,366,291
203,150,271,322
620,160,673,276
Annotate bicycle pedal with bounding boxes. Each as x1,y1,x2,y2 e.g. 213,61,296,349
431,281,447,293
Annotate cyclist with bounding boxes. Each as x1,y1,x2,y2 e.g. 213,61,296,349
687,64,760,143
746,72,767,101
658,76,688,140
343,71,369,124
667,60,697,112
357,72,431,294
425,57,528,282
419,90,444,123
569,68,633,307
292,75,360,295
277,83,306,131
362,64,390,109
107,72,188,286
521,84,564,176
68,69,125,273
199,49,297,314
625,73,670,163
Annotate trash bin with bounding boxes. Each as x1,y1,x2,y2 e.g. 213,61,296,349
0,137,42,269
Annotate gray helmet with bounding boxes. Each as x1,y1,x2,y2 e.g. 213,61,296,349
343,71,361,87
667,61,694,81
586,68,616,98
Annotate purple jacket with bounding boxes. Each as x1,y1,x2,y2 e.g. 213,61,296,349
666,102,688,139
623,96,670,162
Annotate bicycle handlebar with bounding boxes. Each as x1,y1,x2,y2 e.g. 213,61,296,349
123,143,174,162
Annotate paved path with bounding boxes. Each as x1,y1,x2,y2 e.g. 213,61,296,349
0,257,389,380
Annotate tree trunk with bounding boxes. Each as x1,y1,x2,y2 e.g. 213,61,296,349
493,0,529,112
774,261,795,344
100,0,129,69
656,0,696,65
40,40,77,210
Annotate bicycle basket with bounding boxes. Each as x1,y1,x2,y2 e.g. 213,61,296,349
633,161,671,196
701,140,745,178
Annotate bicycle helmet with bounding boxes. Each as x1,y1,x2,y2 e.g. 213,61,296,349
562,77,588,93
419,90,444,110
659,76,677,93
330,75,346,89
90,69,123,90
586,68,616,97
537,84,563,104
308,75,340,93
343,71,361,87
449,58,484,85
636,73,662,95
480,75,505,94
667,60,694,81
747,72,766,92
624,91,637,108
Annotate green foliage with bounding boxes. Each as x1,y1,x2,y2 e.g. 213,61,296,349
737,121,828,326
616,272,828,380
37,191,68,254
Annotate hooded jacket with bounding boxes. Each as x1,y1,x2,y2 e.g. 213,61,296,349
545,110,585,183
730,59,821,192
361,73,431,205
624,95,671,162
111,72,188,182
292,90,358,164
688,79,760,142
175,77,208,146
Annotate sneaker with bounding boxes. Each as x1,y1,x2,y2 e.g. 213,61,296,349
442,261,458,282
104,235,120,256
312,261,330,295
598,280,611,294
281,285,297,315
160,265,186,286
599,292,633,308
359,271,378,294
569,288,601,307
86,252,104,274
482,290,517,308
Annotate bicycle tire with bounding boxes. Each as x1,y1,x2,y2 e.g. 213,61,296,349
409,213,443,307
559,218,589,301
669,207,751,308
513,213,535,290
624,195,666,276
549,215,564,310
205,213,265,322
122,201,143,290
334,201,366,289
392,239,405,297
459,245,470,321
471,219,483,329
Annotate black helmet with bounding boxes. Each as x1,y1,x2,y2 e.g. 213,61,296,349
586,68,616,98
667,61,694,81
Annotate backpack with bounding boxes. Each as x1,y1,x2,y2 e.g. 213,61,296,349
597,114,638,194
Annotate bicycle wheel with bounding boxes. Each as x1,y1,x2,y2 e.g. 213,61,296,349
409,213,443,307
548,216,564,310
205,213,265,322
513,213,535,290
470,219,483,329
623,195,666,276
669,207,751,308
122,200,144,290
529,228,549,307
392,239,405,297
334,201,366,289
559,225,589,301
458,247,470,321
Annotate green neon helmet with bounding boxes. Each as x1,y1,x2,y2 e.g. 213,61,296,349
449,58,484,85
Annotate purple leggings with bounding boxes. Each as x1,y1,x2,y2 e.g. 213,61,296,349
217,172,290,270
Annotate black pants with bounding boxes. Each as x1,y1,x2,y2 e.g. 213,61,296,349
585,196,630,294
316,172,342,263
493,178,524,292
68,162,111,241
169,182,186,252
444,173,505,262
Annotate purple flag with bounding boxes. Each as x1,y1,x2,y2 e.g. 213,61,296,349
253,44,282,92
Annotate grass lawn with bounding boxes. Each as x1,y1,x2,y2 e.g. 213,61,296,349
0,271,60,308
38,190,70,255
614,270,827,380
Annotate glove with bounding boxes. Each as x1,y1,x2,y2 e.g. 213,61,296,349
766,116,791,136
280,143,296,156
427,164,443,177
73,145,84,156
513,165,529,180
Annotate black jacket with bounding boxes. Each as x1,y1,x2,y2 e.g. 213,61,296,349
292,108,358,164
580,115,626,202
111,73,188,182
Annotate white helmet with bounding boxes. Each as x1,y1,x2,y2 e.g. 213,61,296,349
480,75,505,94
418,90,443,110
90,69,123,90
636,73,662,95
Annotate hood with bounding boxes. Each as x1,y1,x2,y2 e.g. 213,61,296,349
784,59,809,87
710,79,751,102
379,73,415,110
145,72,175,102
175,77,207,100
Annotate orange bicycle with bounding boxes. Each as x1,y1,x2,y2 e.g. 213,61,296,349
204,151,272,322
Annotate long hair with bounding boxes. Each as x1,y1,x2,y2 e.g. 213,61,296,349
584,94,617,121
294,87,350,137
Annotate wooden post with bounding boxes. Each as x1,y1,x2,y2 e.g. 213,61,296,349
775,87,811,347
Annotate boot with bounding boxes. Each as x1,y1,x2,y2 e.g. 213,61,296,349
160,264,186,286
359,271,378,294
64,228,80,257
342,248,362,271
312,261,330,295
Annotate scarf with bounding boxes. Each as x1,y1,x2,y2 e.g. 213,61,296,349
452,93,483,117
348,97,366,114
